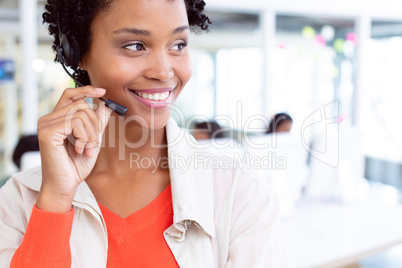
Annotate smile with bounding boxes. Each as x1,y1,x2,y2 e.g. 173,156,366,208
129,88,174,108
133,91,170,101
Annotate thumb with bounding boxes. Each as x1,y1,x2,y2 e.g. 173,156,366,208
96,101,113,145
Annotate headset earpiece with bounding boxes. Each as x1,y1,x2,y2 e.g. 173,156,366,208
57,24,80,70
56,45,65,65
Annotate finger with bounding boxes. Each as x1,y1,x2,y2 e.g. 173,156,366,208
69,114,99,157
54,86,106,111
66,106,100,144
77,111,99,158
44,112,98,156
95,101,113,145
64,103,110,158
42,99,89,123
70,118,89,155
41,100,100,131
38,117,89,155
40,103,106,158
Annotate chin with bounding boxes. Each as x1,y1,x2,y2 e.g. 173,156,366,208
124,110,171,131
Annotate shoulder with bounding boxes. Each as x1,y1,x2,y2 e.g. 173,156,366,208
6,166,42,192
210,162,281,253
0,167,41,216
211,162,276,208
189,140,276,208
0,168,42,232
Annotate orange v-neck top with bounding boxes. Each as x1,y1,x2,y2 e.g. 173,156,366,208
10,185,178,267
98,184,179,267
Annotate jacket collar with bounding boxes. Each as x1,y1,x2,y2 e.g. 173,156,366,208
166,118,215,238
12,166,106,223
13,118,215,238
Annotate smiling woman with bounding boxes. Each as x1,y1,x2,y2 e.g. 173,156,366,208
0,0,286,267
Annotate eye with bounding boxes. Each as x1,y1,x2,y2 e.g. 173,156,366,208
125,42,145,51
171,42,188,51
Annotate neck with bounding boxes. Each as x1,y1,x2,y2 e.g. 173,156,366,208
93,115,169,177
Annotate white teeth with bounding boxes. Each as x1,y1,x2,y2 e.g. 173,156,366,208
162,92,169,100
161,92,169,100
136,91,169,101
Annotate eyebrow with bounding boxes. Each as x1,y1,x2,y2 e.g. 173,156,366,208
113,25,190,36
172,25,190,35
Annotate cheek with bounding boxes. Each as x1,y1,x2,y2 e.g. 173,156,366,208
90,58,136,87
86,53,192,89
176,55,193,87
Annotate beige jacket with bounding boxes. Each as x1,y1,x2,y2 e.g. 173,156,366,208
0,118,287,267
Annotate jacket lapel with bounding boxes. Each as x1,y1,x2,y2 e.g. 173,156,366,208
165,118,216,267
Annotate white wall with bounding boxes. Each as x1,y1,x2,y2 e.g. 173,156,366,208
206,0,402,21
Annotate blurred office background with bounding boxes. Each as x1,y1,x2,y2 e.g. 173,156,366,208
2,0,402,267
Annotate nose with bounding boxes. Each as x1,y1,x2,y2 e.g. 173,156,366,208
143,52,174,82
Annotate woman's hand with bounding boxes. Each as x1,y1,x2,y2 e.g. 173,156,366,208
36,86,112,212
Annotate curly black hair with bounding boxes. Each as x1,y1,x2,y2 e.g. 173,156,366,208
42,0,211,86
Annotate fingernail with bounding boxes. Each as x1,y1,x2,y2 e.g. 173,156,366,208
88,148,94,158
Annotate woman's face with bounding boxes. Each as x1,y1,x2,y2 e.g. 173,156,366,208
81,0,192,130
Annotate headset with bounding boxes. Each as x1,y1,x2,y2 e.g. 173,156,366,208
56,24,127,117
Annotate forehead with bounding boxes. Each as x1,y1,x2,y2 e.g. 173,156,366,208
94,0,188,30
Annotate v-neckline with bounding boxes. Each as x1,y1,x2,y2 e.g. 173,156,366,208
98,184,172,242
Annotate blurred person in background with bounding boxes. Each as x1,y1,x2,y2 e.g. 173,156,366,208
192,120,225,140
0,135,40,188
12,135,40,171
266,113,293,134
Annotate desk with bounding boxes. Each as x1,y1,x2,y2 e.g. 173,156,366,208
282,199,402,268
